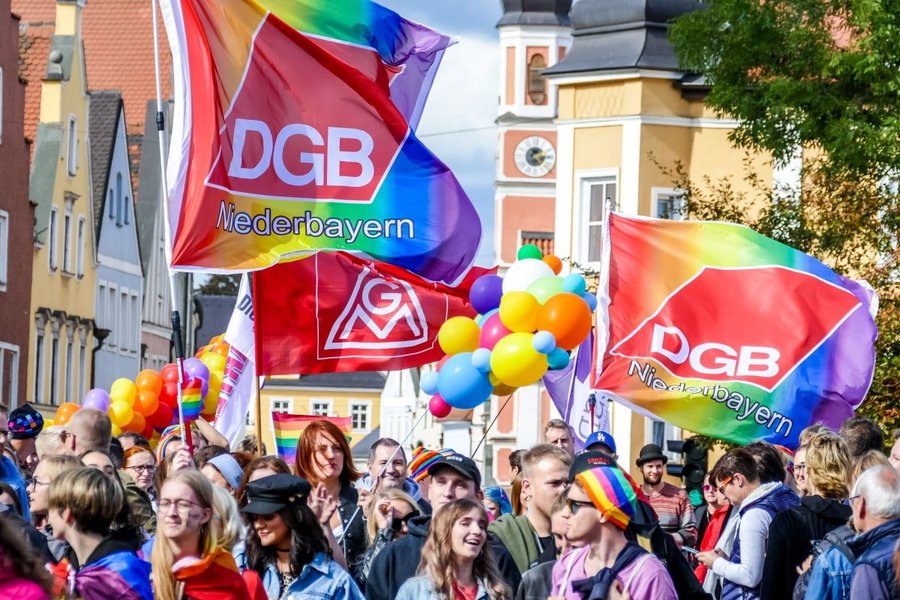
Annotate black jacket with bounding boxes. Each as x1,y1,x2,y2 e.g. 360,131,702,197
338,484,369,569
761,495,852,600
364,514,522,600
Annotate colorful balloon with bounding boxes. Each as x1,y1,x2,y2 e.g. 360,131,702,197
110,423,122,437
199,352,226,374
55,402,81,425
158,381,178,408
479,313,512,350
108,401,134,428
499,291,540,333
123,412,146,434
562,273,587,297
149,402,174,431
547,347,571,370
502,259,555,294
542,255,563,274
490,332,549,387
517,244,543,261
134,390,160,417
538,293,593,350
428,395,453,418
438,317,481,356
471,348,492,373
82,388,111,412
110,378,137,406
582,292,598,312
436,353,493,409
183,358,210,384
160,363,180,384
135,370,163,395
527,275,565,304
532,330,557,354
469,274,504,315
421,371,439,396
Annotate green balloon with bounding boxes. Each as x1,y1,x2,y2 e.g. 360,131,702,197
527,275,565,304
517,244,543,261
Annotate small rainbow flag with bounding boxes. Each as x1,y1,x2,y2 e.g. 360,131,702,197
271,413,352,465
181,378,204,422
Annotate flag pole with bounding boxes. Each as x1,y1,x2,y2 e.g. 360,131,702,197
151,0,192,452
254,375,264,457
250,272,265,456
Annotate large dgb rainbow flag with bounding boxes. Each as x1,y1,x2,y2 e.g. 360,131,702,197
159,0,481,284
594,213,878,448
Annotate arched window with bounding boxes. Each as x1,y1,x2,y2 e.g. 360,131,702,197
528,54,547,105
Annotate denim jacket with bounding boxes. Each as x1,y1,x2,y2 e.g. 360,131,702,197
396,575,491,600
236,551,364,600
803,544,854,600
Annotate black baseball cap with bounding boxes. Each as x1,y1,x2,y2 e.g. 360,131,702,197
427,453,481,488
570,451,619,482
242,474,311,515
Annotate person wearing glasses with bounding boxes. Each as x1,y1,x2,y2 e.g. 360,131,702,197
237,473,364,599
124,446,159,504
151,469,251,600
696,448,799,600
694,466,737,596
355,488,420,585
26,454,82,561
550,458,676,600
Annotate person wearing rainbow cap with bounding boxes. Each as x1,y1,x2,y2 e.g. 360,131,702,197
549,454,677,600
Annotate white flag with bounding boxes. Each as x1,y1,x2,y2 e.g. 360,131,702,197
214,274,256,448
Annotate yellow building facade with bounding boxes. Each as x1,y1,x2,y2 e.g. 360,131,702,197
255,373,385,465
24,0,96,412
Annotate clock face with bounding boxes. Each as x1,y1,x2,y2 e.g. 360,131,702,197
514,136,556,177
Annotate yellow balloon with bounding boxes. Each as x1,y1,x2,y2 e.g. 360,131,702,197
499,291,540,332
110,423,122,437
490,332,548,387
200,352,226,374
108,401,134,428
438,316,481,355
110,378,137,405
44,418,55,428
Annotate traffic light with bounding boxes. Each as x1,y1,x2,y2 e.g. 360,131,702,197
666,437,708,504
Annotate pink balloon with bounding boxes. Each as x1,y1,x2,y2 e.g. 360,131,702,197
429,395,452,418
479,313,512,350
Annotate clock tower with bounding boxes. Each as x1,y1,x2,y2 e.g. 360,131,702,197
495,0,572,267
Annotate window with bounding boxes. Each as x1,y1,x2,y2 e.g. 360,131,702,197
49,332,59,405
0,210,8,289
97,281,107,327
34,326,44,403
78,338,86,397
580,176,617,263
350,402,370,432
108,285,117,348
63,210,72,273
652,188,686,221
121,289,129,353
527,54,547,105
116,173,124,226
67,116,77,176
271,399,293,414
64,338,73,404
76,217,85,277
48,206,58,271
311,400,331,416
130,293,139,355
108,189,115,221
0,343,20,410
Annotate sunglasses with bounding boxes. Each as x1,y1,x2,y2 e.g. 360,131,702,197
565,497,596,515
717,475,734,495
390,511,418,533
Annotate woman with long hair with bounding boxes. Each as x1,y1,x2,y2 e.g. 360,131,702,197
238,473,363,599
397,498,510,600
236,456,292,507
151,470,250,600
294,419,366,567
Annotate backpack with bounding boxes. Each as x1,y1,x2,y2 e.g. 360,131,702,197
791,527,856,600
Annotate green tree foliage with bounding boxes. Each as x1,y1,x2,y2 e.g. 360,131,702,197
671,0,900,176
656,155,900,440
196,274,240,296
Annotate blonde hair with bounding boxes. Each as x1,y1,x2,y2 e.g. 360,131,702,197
211,485,242,551
364,488,419,542
48,467,123,535
805,433,851,499
417,499,510,600
35,426,65,459
151,470,219,600
848,450,891,490
799,423,833,447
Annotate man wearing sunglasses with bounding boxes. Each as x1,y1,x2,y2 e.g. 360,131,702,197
549,455,677,599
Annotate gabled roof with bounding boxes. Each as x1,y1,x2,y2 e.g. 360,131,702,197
498,0,572,27
135,100,165,275
89,91,123,237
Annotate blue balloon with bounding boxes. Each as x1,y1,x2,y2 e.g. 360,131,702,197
471,348,492,373
563,274,587,296
437,353,493,409
532,330,557,355
582,292,598,312
548,348,571,370
421,371,439,396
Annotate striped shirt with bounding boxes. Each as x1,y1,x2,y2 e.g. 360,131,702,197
642,482,698,547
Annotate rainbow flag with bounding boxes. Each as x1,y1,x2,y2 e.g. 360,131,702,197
271,413,353,464
181,377,204,421
594,213,877,448
159,0,481,284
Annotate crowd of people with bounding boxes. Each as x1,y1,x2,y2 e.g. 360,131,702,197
1,403,899,600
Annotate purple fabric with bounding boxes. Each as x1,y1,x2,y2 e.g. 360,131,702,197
543,332,594,451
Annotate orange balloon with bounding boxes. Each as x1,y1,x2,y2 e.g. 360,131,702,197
135,370,164,395
537,292,593,350
211,342,230,357
134,390,160,417
123,412,146,434
542,255,563,275
55,402,80,424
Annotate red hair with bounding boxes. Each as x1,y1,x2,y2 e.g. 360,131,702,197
295,420,360,487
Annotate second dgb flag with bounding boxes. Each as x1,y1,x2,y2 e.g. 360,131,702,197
160,0,480,284
594,213,878,448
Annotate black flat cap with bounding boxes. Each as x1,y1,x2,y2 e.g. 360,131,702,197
242,474,311,515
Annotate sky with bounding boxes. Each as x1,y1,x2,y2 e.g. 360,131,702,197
378,1,503,266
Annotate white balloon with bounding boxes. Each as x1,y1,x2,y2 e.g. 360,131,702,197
502,259,555,293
